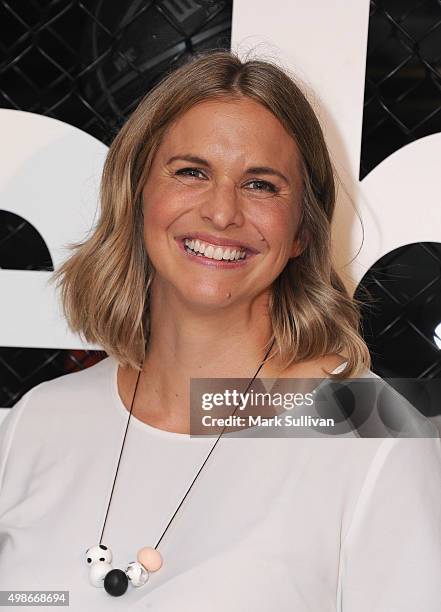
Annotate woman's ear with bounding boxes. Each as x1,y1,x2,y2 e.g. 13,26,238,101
289,227,309,259
289,240,302,259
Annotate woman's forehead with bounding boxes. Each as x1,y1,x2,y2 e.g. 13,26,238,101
158,98,301,173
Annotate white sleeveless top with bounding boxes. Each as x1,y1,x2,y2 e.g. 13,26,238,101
0,356,440,611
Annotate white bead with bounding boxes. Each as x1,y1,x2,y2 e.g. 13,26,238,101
85,544,112,565
126,561,149,587
89,562,113,587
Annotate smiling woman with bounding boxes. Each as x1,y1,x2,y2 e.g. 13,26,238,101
1,50,440,612
50,50,372,381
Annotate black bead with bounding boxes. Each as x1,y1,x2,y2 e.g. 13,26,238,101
100,544,108,550
103,569,128,597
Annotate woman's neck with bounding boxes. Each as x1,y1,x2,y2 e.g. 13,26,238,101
117,289,285,433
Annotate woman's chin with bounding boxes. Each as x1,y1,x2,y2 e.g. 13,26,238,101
178,288,240,310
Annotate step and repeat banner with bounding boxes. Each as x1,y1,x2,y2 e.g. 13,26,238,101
1,0,440,424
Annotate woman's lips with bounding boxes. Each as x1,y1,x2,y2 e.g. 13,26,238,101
175,232,260,253
175,238,256,268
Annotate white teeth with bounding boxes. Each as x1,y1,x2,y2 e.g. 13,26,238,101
184,238,247,260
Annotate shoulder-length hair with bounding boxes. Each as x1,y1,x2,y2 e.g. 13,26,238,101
51,49,371,378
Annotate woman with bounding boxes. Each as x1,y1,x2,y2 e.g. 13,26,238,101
0,50,440,611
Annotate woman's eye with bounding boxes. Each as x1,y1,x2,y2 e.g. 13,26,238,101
175,167,205,179
174,169,277,194
246,180,278,193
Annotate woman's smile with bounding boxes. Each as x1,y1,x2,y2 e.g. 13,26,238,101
175,236,258,269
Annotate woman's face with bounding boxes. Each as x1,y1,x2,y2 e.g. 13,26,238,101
142,97,304,309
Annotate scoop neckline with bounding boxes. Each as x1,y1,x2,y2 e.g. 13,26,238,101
110,356,210,442
110,355,348,440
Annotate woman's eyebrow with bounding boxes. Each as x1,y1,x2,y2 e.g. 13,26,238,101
166,154,289,184
167,154,209,166
246,166,289,184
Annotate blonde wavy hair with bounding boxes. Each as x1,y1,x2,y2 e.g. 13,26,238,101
51,49,371,378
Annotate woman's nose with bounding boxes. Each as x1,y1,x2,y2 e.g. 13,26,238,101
198,183,245,229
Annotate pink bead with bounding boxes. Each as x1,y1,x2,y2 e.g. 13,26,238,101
137,547,163,572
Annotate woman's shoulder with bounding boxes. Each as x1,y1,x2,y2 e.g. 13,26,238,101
20,355,114,407
269,352,438,438
1,356,116,445
336,367,439,439
0,356,121,493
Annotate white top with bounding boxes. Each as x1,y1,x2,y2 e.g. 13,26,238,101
0,356,440,611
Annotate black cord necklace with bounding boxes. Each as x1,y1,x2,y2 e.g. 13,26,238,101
85,338,276,596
